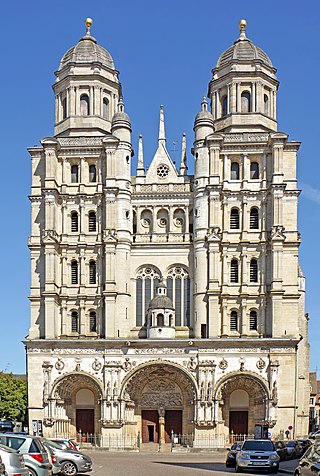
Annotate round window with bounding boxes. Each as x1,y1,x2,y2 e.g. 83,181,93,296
159,218,167,227
157,164,169,178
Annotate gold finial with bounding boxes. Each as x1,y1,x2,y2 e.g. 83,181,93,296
85,17,93,35
239,19,247,30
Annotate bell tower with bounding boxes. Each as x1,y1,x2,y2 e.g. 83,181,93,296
208,20,279,132
53,18,122,137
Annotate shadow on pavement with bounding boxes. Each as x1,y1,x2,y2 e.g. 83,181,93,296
153,461,234,472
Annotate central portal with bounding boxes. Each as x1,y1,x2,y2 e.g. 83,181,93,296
164,410,182,443
142,410,159,443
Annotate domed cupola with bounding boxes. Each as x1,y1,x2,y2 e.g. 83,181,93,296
208,20,279,133
53,18,122,137
146,282,176,339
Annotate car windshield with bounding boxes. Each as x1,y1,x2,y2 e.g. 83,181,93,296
242,440,274,451
287,441,295,447
231,443,241,450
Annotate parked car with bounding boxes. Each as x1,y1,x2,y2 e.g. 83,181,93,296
41,438,92,476
0,443,29,476
294,439,320,475
274,440,288,461
309,430,320,440
49,439,80,452
235,439,280,473
42,444,61,475
226,442,242,467
285,440,304,459
0,433,52,476
297,439,312,455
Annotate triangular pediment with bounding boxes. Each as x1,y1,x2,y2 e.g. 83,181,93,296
146,141,178,183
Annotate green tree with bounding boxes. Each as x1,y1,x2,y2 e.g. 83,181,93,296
0,372,27,421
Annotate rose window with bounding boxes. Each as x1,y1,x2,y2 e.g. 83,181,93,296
157,164,169,178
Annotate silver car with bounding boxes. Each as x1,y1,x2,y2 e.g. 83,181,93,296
236,439,280,473
0,443,29,476
0,434,52,476
41,439,92,476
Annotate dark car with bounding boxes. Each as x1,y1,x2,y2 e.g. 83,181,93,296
294,440,320,476
297,439,312,455
286,440,304,459
226,442,242,467
274,440,288,461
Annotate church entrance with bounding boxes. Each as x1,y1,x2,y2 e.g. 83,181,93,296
164,410,182,443
142,410,159,443
76,409,94,434
229,410,248,435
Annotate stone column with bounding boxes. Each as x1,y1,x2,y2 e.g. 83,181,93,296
158,408,165,450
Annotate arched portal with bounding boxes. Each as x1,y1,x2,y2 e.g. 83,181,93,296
50,373,102,438
121,362,196,444
215,372,269,437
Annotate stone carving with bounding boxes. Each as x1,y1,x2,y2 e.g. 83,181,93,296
104,361,122,368
223,133,269,143
92,359,102,372
256,358,266,370
239,357,246,371
58,137,103,146
43,418,55,427
122,358,133,372
55,358,65,371
187,357,197,371
272,381,278,406
134,348,185,354
75,358,81,371
219,358,228,371
141,393,182,407
199,360,216,368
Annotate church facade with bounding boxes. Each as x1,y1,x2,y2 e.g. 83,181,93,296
26,19,309,447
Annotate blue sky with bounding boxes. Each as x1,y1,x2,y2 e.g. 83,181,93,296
1,0,319,374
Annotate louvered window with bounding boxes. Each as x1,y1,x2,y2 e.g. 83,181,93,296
71,165,79,183
80,94,90,116
71,311,79,333
221,95,228,117
250,310,258,331
250,259,258,283
230,311,238,331
231,162,240,180
103,98,109,120
89,165,97,183
71,212,78,232
230,259,239,283
230,208,240,229
250,162,259,179
250,208,259,229
241,91,251,113
89,311,97,332
89,260,96,284
71,260,78,285
89,211,96,232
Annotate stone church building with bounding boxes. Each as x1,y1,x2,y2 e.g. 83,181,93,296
26,19,309,447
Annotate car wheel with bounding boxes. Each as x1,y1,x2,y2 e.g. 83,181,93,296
235,464,242,473
269,466,279,473
61,461,78,476
26,468,37,476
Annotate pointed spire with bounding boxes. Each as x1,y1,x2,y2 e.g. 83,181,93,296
180,133,187,176
158,105,166,144
118,97,125,112
137,134,145,176
239,19,247,40
201,96,209,111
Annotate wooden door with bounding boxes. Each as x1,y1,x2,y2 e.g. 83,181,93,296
141,410,159,443
76,409,94,434
229,410,248,435
164,410,182,443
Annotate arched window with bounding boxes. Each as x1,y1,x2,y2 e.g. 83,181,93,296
88,211,96,232
230,259,239,283
71,164,79,183
250,310,258,331
136,267,161,326
71,311,79,333
231,162,240,180
167,266,190,327
71,260,78,285
157,313,164,327
230,311,238,331
62,97,67,119
89,260,96,284
89,311,97,332
230,208,240,229
80,94,90,116
71,211,79,232
250,207,259,229
221,95,228,117
250,259,258,282
241,91,251,113
264,94,269,115
89,164,97,183
103,98,109,120
250,161,259,179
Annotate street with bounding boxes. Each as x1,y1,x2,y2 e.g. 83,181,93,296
81,450,298,476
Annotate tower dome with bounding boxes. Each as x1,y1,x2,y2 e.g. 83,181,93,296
146,281,175,339
208,20,279,133
53,18,122,138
